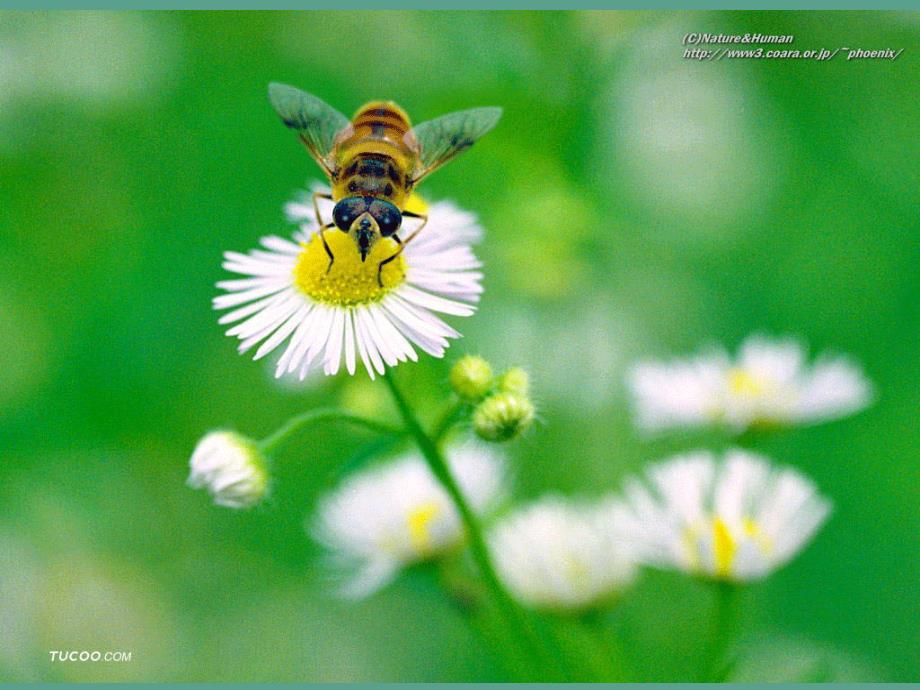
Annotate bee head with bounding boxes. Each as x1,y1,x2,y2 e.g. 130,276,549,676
333,196,403,262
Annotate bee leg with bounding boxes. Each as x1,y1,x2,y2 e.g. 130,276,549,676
376,212,428,287
376,235,402,288
312,192,335,273
399,211,429,246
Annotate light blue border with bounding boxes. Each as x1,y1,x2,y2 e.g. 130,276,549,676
5,675,914,685
1,2,919,9
7,683,920,690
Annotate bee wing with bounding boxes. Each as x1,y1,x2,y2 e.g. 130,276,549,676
406,106,502,185
268,82,350,177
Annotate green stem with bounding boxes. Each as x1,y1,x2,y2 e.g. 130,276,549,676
578,610,632,681
432,400,466,445
734,427,760,449
258,408,403,455
381,372,549,680
700,581,739,682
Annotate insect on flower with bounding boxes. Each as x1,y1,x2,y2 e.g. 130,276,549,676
268,83,502,286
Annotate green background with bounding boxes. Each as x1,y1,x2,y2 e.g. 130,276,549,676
0,10,917,682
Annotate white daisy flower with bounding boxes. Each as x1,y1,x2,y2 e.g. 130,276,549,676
627,335,873,432
608,449,831,582
187,430,269,509
214,187,484,380
313,442,505,598
489,496,637,611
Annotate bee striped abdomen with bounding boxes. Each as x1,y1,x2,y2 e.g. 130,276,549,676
353,103,411,136
333,101,416,207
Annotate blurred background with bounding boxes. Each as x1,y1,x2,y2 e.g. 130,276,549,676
0,10,917,682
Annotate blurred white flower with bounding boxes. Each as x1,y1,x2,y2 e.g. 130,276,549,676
0,530,43,680
608,449,831,582
476,297,639,410
489,496,636,611
604,20,783,235
187,431,269,509
627,335,873,432
313,442,505,598
215,189,483,381
0,13,178,109
0,14,179,155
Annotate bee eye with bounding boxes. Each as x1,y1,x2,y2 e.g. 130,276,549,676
332,198,366,231
369,200,402,237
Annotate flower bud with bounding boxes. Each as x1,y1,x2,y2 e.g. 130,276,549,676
449,355,494,402
187,430,269,509
473,392,535,443
498,367,530,396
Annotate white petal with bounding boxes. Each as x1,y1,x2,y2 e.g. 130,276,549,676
323,308,346,376
343,309,357,375
398,285,476,317
226,292,300,339
352,310,376,380
212,282,290,310
260,235,302,254
218,292,287,325
362,307,399,366
254,304,309,361
369,305,417,363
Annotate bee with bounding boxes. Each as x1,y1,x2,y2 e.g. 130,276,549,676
268,83,502,285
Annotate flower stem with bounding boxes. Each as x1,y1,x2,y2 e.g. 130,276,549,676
700,580,739,682
258,408,403,455
432,400,466,445
381,371,548,680
734,427,761,448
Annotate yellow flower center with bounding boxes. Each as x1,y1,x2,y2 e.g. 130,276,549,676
406,501,441,555
292,231,407,306
563,553,591,595
711,517,737,578
727,368,768,397
742,516,773,555
684,515,773,580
